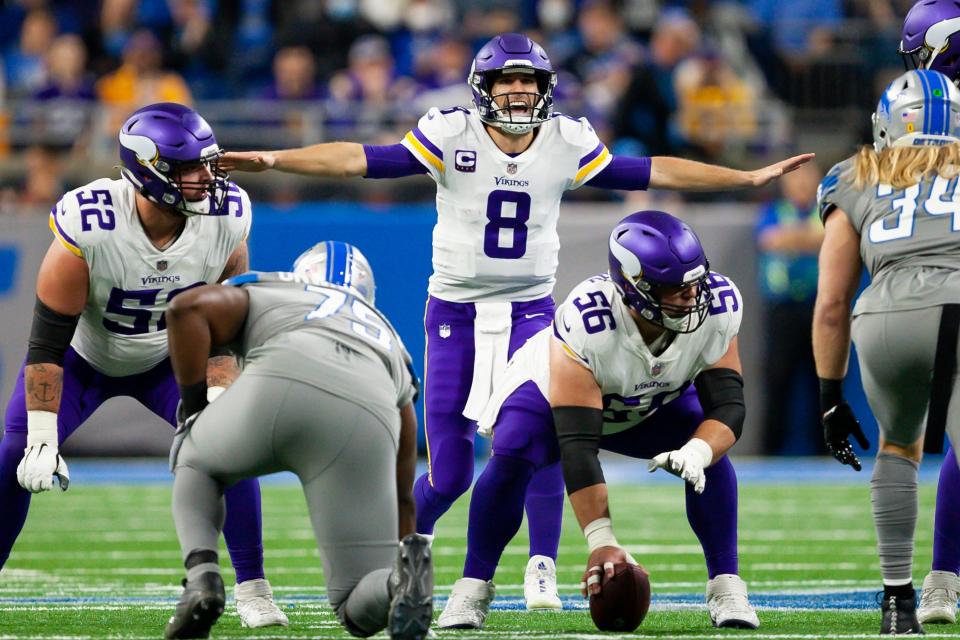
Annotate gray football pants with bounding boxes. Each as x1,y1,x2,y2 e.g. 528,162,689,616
852,307,960,453
171,373,401,633
853,307,960,583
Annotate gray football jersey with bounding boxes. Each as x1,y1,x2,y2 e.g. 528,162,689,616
225,271,418,411
819,157,960,316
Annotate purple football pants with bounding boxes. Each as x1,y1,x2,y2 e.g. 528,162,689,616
462,381,739,581
0,348,265,583
933,445,960,573
414,295,564,561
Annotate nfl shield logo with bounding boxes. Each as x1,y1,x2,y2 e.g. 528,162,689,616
439,323,451,339
506,162,518,175
651,362,662,377
157,260,168,272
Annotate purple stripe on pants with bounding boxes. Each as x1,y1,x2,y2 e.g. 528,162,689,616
0,348,266,582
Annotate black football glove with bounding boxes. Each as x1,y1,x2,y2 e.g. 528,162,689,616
822,402,870,471
169,402,204,473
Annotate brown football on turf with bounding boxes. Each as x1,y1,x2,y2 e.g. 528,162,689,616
588,563,651,632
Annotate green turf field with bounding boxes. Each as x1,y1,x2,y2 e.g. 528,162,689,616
1,464,958,639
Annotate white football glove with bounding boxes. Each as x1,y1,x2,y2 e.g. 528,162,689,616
16,411,69,492
647,438,713,494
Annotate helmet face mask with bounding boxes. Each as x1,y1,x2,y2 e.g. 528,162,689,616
292,241,376,305
118,102,230,216
607,212,713,335
872,69,960,152
469,33,557,135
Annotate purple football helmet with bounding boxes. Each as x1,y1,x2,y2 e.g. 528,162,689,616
118,102,229,216
608,211,712,334
900,0,960,81
468,33,557,135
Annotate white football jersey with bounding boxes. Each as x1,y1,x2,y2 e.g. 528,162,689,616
48,177,252,376
402,107,613,303
479,272,742,436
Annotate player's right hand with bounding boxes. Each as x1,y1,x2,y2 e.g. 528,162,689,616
219,151,276,173
822,402,870,471
16,443,69,492
581,546,644,597
169,409,203,473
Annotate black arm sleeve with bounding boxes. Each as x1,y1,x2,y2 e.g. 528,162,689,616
553,406,606,494
694,367,745,440
26,297,80,366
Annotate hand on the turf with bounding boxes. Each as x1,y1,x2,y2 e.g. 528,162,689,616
16,443,69,492
219,151,276,173
648,447,707,494
822,402,869,471
581,547,644,597
748,153,816,187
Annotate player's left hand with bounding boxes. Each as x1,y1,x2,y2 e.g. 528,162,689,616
822,402,870,471
16,443,69,492
219,151,276,173
748,153,816,187
648,439,713,494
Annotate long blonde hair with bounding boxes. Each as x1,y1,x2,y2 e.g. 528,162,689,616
851,143,960,190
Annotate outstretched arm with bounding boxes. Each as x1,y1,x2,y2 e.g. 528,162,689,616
649,153,815,191
221,142,368,178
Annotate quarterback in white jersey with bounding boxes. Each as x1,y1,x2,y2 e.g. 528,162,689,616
437,212,758,631
223,32,812,610
0,103,288,629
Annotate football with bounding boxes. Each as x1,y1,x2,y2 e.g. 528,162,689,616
589,563,651,632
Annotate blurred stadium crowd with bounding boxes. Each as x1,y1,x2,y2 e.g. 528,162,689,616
0,0,916,209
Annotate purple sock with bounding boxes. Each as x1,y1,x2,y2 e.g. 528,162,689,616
0,431,30,568
464,455,534,581
686,456,739,578
524,462,563,560
223,478,265,584
933,446,960,573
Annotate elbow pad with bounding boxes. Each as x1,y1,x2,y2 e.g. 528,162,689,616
553,406,606,494
26,298,80,366
694,368,745,440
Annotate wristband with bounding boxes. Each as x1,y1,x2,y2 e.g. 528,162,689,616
26,410,59,447
819,378,844,415
584,517,619,553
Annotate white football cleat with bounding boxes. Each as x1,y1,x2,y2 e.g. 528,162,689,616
918,570,960,624
437,578,495,629
235,578,289,628
706,574,760,629
524,555,562,611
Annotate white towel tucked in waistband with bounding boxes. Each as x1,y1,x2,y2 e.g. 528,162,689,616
461,301,513,422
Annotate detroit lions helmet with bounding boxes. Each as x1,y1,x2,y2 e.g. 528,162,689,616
118,102,229,216
608,211,712,334
468,33,557,135
900,0,960,81
292,241,376,305
872,69,960,152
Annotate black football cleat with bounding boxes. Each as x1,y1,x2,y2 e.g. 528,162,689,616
880,592,925,635
164,572,226,639
388,533,434,640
